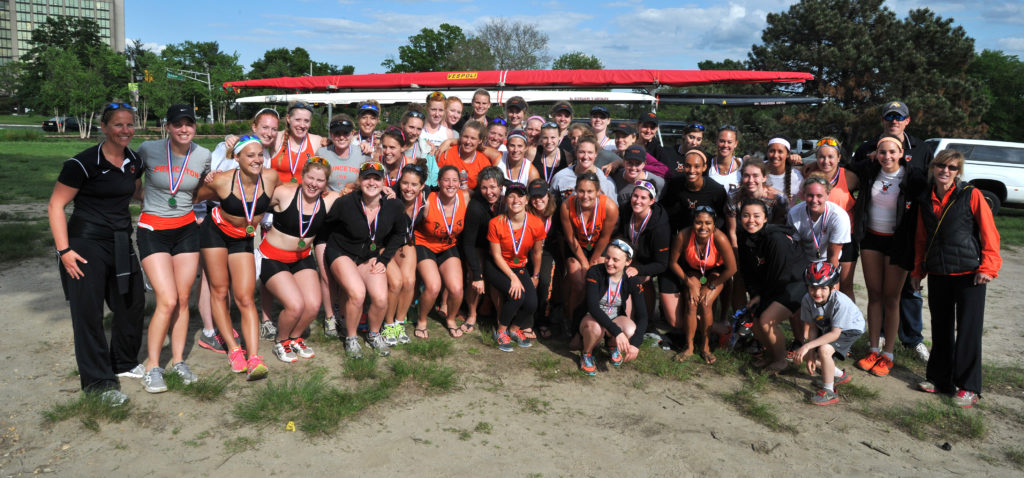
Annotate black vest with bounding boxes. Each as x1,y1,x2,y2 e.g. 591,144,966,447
919,184,981,275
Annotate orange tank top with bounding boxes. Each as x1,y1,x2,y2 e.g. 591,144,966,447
567,195,608,250
828,168,856,216
270,135,315,184
414,192,467,253
684,230,724,271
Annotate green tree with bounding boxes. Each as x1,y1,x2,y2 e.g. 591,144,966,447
160,41,243,122
967,50,1024,141
448,37,496,71
37,47,107,137
475,19,550,70
249,47,351,79
382,24,467,73
552,51,603,70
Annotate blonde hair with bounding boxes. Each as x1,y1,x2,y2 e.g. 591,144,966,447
929,149,965,183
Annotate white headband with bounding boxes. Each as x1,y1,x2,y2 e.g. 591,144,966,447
768,137,791,151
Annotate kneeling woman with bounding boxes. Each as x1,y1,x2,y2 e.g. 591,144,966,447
736,198,807,372
414,165,471,338
262,158,339,363
669,206,736,364
578,240,648,376
323,162,406,358
486,182,547,351
196,135,280,380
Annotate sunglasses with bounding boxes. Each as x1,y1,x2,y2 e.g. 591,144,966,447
254,107,280,118
329,120,354,130
719,124,738,132
427,91,446,101
805,176,829,187
695,205,715,214
490,117,508,126
237,134,260,143
933,163,960,172
816,138,839,148
402,163,426,174
687,123,705,131
360,162,385,173
883,113,907,122
105,102,137,112
288,101,314,113
406,110,426,120
307,156,330,166
541,121,559,129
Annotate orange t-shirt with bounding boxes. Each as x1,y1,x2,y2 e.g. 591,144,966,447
414,191,467,253
828,168,856,216
487,213,547,268
437,147,491,190
567,195,608,250
270,135,315,184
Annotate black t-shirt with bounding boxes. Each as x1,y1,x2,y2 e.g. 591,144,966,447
324,192,405,266
454,114,492,134
57,143,143,233
648,142,683,179
462,194,502,280
659,177,728,233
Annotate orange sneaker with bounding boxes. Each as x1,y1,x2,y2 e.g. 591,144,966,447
856,351,881,371
869,355,893,376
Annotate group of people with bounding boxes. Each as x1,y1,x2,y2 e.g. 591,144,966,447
50,93,1000,409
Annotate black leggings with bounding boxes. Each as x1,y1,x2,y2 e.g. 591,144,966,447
483,259,537,328
533,250,557,329
926,274,986,394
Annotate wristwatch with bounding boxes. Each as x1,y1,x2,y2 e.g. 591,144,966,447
56,247,72,257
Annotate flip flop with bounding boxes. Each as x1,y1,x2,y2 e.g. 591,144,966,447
700,350,717,365
520,328,537,339
447,327,463,338
674,351,693,363
414,328,429,340
460,321,476,333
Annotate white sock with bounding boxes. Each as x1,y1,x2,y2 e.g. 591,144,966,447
883,352,894,361
203,328,216,338
823,382,834,392
834,368,844,379
870,347,880,354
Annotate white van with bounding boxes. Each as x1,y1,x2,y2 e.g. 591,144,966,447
925,138,1024,214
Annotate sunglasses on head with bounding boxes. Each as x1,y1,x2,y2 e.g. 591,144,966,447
883,113,907,122
329,120,354,130
427,91,446,101
490,118,508,126
237,134,260,142
933,163,960,172
360,162,385,172
719,124,738,132
288,101,314,113
105,102,136,112
816,137,839,148
255,107,280,118
695,205,714,214
358,103,380,114
308,156,330,166
402,163,426,174
406,110,425,120
541,121,559,129
687,123,705,131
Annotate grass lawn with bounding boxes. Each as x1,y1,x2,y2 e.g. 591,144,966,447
995,210,1024,249
0,114,50,125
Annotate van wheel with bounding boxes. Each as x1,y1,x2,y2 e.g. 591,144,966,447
980,189,1000,216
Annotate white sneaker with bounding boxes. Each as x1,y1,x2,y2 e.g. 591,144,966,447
291,338,315,359
381,323,399,346
323,316,338,338
913,342,930,362
170,361,197,385
99,389,129,407
260,320,277,341
142,367,168,393
272,341,298,363
116,364,145,379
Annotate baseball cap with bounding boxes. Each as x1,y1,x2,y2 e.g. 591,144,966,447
623,145,646,163
506,97,527,111
528,181,550,197
358,103,380,117
506,181,528,196
552,101,573,116
882,101,909,117
639,111,658,126
166,104,196,124
590,105,610,117
330,119,354,135
612,122,637,136
359,161,385,179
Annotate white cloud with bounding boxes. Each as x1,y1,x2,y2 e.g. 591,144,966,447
141,42,166,54
997,36,1024,54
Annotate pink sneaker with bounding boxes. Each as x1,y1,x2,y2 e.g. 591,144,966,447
228,347,247,373
246,355,268,381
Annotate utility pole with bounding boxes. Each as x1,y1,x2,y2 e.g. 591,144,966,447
167,67,215,123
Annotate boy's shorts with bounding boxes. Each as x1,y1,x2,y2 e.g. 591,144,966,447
827,329,862,360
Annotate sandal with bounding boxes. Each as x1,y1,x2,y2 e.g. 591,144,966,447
673,350,693,363
447,326,463,338
537,326,552,339
414,328,429,340
520,328,537,340
700,350,717,365
460,321,476,334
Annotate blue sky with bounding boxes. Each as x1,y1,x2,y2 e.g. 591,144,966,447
127,0,1024,77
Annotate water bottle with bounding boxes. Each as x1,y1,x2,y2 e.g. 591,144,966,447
459,170,469,189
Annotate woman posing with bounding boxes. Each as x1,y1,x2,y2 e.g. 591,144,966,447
270,101,324,184
707,126,743,192
669,206,736,364
135,105,212,392
263,159,338,363
616,180,670,319
195,135,280,380
498,130,540,186
414,166,472,338
461,167,506,332
764,137,803,204
724,158,788,248
420,91,455,152
561,173,619,335
911,150,1001,408
487,182,547,351
355,101,381,156
48,101,145,406
805,137,860,299
578,240,648,375
382,164,427,345
526,180,562,339
787,175,851,269
323,162,406,358
531,121,572,184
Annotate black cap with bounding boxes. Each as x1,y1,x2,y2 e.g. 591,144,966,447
552,101,573,115
506,97,527,111
882,100,909,117
329,119,354,135
612,122,636,136
639,111,658,126
166,104,196,124
590,105,609,117
623,145,646,163
506,181,528,196
528,181,550,197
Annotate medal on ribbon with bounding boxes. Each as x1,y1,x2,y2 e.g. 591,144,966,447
296,193,320,249
362,198,380,253
507,215,527,266
236,171,262,236
165,139,193,208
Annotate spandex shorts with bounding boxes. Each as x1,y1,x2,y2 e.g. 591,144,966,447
416,244,460,264
199,218,254,255
137,222,199,259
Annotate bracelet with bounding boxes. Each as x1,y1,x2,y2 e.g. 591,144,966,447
56,247,71,256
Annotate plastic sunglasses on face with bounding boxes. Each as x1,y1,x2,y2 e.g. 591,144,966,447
933,163,960,172
883,113,907,122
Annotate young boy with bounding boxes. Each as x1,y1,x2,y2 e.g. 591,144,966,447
791,262,865,405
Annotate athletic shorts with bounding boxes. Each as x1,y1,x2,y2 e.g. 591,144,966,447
762,281,806,314
257,241,316,283
199,218,254,255
322,246,378,269
839,241,859,264
859,230,894,255
416,244,459,264
137,222,199,259
826,329,862,361
657,271,681,294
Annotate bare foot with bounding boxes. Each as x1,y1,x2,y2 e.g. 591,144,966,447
700,350,717,365
674,349,694,362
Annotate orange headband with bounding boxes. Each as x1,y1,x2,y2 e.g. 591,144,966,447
876,136,903,152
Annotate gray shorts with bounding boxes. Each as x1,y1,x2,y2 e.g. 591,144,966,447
826,329,862,361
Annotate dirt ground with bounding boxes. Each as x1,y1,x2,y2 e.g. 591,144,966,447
0,228,1021,476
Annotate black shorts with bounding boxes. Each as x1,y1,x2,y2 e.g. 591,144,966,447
416,244,460,264
839,241,859,264
199,218,254,255
762,281,806,314
859,231,894,255
260,254,317,283
657,271,681,294
137,222,199,259
323,246,376,269
826,329,862,360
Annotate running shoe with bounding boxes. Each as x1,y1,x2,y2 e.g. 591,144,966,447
608,346,624,367
913,342,930,362
813,370,851,389
323,316,338,338
246,355,268,381
395,323,410,344
99,389,129,407
345,336,363,359
142,367,167,393
170,361,197,385
228,347,247,373
116,364,145,379
918,380,937,393
273,340,297,363
869,355,893,377
260,320,277,341
953,389,978,408
810,388,839,406
785,340,803,363
291,337,315,359
197,331,227,353
494,330,515,352
508,328,533,348
580,353,597,376
856,351,882,371
366,332,391,357
381,323,399,346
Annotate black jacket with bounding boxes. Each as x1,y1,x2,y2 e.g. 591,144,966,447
848,160,927,270
616,202,670,277
737,224,805,301
581,265,648,347
324,193,405,266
